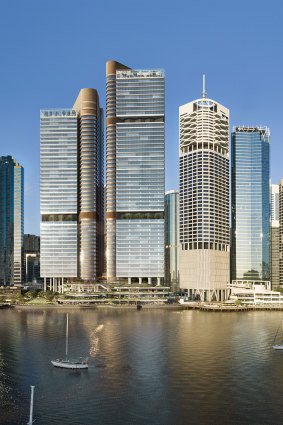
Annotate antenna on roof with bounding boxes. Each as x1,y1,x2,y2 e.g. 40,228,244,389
202,74,207,98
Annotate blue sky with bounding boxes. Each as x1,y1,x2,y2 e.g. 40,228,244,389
0,0,282,235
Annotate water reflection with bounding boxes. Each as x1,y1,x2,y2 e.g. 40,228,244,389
0,309,283,424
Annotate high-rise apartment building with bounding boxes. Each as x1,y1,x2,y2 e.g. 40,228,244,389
73,90,104,280
0,156,24,285
279,180,283,286
40,89,104,291
23,234,40,283
270,184,279,288
165,190,179,288
179,80,230,301
106,61,165,284
231,127,270,282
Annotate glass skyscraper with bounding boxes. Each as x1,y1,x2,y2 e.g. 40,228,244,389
40,89,104,291
231,127,270,282
40,109,78,287
165,190,179,288
0,156,24,285
270,184,279,288
179,82,230,301
106,61,165,284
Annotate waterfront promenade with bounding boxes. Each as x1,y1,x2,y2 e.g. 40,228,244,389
3,302,283,312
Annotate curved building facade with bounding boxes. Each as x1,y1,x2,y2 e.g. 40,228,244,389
179,85,230,301
73,89,104,280
40,89,104,290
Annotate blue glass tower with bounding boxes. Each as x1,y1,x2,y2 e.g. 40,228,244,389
231,127,270,281
0,156,24,285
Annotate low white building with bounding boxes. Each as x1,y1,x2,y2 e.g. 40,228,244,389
229,280,283,305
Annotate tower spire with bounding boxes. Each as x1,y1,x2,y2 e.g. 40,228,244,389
202,74,207,98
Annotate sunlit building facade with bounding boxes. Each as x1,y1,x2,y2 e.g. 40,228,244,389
40,89,104,291
40,109,78,289
0,156,24,285
106,61,165,284
270,184,279,288
279,180,283,286
231,127,270,282
165,190,179,288
179,82,230,301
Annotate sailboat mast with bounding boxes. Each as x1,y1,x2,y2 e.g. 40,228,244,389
27,385,35,425
66,313,69,359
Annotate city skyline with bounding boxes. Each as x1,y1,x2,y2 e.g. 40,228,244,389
0,0,282,235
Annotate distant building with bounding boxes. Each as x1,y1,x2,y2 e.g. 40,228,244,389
0,156,24,285
165,190,179,288
279,180,283,286
40,89,104,291
23,234,40,283
271,184,279,224
106,61,165,284
270,184,279,288
179,78,230,301
231,127,270,283
229,280,283,306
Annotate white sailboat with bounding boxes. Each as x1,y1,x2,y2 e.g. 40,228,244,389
51,313,88,369
272,319,283,350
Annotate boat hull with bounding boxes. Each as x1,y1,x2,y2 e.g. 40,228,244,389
272,345,283,350
51,360,88,369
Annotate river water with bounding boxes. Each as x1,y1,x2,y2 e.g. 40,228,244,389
1,307,283,425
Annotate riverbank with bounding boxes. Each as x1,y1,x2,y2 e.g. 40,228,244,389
3,302,283,312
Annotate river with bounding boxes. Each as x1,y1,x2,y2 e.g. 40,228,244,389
0,307,283,424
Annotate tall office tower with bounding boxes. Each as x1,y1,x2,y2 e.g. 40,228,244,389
0,156,24,285
271,184,279,223
40,109,78,290
23,234,40,283
279,180,283,286
40,89,104,290
179,79,230,301
165,190,179,289
231,127,270,283
270,184,279,288
106,61,165,284
73,89,104,280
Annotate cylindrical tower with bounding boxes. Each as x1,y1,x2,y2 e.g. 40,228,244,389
73,88,103,280
179,83,230,301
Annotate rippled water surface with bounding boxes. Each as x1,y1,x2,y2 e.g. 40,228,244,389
1,308,283,424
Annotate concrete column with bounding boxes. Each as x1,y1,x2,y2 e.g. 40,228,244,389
139,277,142,285
148,277,152,285
128,277,131,285
44,278,46,292
157,277,161,286
62,278,64,294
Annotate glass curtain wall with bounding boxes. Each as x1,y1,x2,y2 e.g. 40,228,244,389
0,156,24,285
115,69,165,282
40,110,78,279
231,127,270,281
165,191,179,288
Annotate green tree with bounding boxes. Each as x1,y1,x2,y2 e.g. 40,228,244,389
25,290,38,299
15,293,25,303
